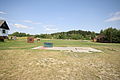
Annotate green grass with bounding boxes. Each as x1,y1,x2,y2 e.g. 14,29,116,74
0,38,120,50
0,38,120,80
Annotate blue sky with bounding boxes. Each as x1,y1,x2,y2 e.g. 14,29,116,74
0,0,120,34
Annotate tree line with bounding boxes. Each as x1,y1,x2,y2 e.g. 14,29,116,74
100,27,120,43
9,32,32,37
34,30,97,40
9,30,97,40
9,27,120,43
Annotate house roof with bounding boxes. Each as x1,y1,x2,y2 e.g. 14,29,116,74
0,20,10,30
0,20,4,26
96,34,105,39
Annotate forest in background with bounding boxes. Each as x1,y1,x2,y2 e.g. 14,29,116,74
9,27,120,42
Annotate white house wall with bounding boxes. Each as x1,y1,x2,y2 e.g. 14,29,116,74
0,28,8,36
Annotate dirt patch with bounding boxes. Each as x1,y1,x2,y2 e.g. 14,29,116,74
32,46,102,53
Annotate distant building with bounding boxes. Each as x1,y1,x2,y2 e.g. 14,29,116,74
0,20,10,41
93,34,106,42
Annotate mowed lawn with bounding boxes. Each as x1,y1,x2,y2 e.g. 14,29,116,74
0,38,120,80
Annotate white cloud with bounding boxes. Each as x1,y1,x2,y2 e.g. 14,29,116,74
14,24,31,29
23,20,42,24
114,11,120,15
0,11,7,14
105,16,120,22
105,11,120,22
45,27,58,31
0,17,5,20
44,25,58,33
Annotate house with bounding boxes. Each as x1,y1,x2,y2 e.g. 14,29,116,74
93,34,106,42
0,20,10,41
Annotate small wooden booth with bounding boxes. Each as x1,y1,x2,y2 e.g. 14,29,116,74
27,37,34,43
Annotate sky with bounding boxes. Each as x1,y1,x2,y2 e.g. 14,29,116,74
0,0,120,34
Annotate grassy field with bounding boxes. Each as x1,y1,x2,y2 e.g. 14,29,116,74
0,37,120,80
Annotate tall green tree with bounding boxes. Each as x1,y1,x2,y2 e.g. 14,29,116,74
101,27,120,43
